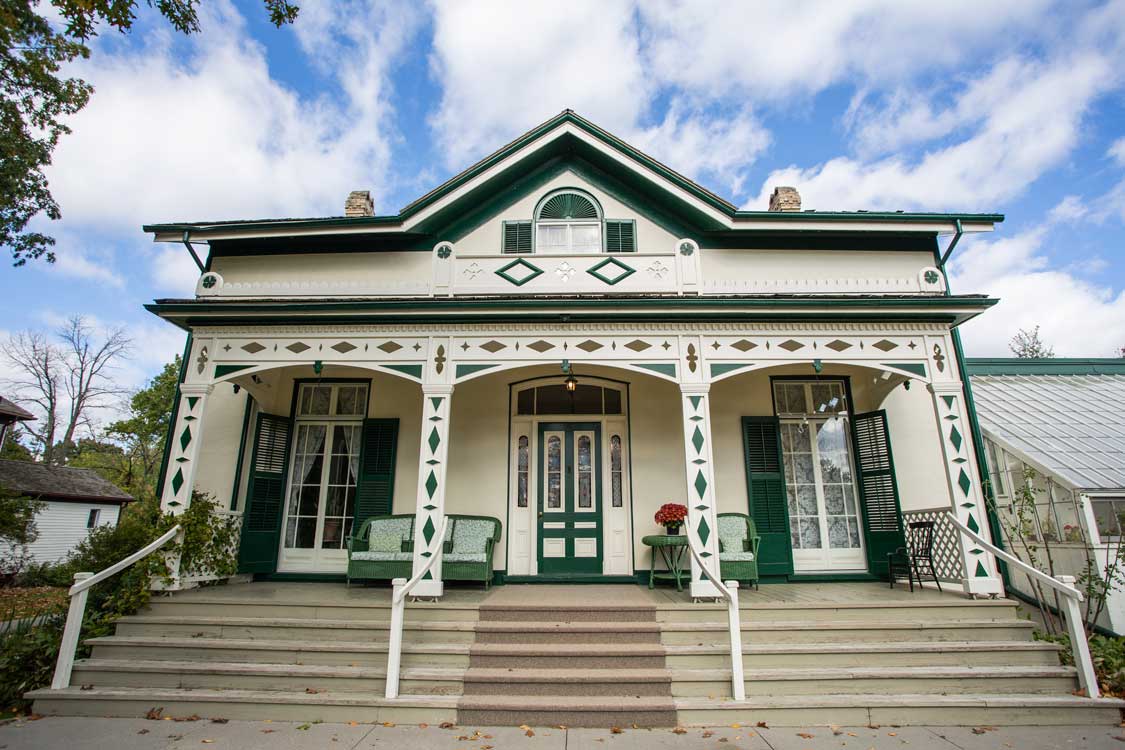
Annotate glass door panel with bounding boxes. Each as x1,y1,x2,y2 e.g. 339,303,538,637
537,423,601,576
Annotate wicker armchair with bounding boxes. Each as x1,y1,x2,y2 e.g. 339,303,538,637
717,513,761,589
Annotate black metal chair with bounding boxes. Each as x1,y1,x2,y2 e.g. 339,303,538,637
887,521,942,592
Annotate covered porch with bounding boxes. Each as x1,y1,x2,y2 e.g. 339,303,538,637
160,322,1002,599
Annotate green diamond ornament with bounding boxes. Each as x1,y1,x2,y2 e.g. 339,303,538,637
422,516,435,544
694,470,708,498
697,516,711,547
179,426,192,452
949,425,962,452
425,471,438,498
171,468,184,495
586,257,636,285
691,426,705,454
957,468,972,496
428,427,441,454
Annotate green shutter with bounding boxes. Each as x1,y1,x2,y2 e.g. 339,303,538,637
354,418,399,526
741,416,793,577
237,413,291,574
852,410,906,578
502,221,533,254
605,220,636,252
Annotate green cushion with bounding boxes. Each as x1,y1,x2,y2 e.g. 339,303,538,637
720,551,755,562
445,552,487,563
351,551,412,562
452,519,494,554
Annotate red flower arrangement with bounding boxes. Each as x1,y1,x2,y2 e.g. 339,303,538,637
654,503,688,530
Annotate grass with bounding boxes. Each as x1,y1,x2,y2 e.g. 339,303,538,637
0,587,67,622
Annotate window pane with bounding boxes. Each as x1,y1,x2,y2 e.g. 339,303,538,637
571,385,602,414
537,224,568,252
535,385,572,414
517,388,535,415
604,388,622,414
570,224,601,253
300,386,331,416
1093,500,1124,539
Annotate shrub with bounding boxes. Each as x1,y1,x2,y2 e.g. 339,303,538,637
0,613,65,711
1036,631,1125,697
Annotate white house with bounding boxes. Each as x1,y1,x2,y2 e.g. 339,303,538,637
28,112,1124,727
0,459,132,563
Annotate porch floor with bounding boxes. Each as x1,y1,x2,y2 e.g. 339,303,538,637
164,580,969,608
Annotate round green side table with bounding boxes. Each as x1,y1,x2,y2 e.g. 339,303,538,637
643,534,688,591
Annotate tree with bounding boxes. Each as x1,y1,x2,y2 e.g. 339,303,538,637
71,356,179,502
1,315,131,464
1009,325,1055,359
0,486,44,579
0,427,34,461
2,0,299,266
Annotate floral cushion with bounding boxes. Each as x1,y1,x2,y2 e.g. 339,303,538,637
367,518,412,552
444,552,487,563
351,551,413,562
452,519,494,554
719,536,745,554
720,551,755,562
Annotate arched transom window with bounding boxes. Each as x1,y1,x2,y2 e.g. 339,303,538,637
535,190,602,254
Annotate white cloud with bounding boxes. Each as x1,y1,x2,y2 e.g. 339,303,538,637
1110,137,1125,166
1048,195,1089,224
749,51,1115,211
46,0,420,231
629,104,769,198
951,230,1125,356
428,0,650,169
639,0,1047,101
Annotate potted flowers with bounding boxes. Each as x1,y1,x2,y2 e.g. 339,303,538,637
655,503,688,535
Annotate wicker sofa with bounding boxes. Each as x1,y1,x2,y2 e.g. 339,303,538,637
717,512,761,588
346,513,501,588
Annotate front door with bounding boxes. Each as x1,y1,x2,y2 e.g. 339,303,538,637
537,422,602,575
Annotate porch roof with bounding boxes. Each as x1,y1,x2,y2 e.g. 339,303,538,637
966,359,1125,491
145,293,998,330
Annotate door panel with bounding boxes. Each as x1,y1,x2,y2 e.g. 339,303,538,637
537,422,602,575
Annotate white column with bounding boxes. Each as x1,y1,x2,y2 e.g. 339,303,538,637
410,335,455,598
929,382,1004,597
157,382,212,590
681,384,721,598
160,383,213,515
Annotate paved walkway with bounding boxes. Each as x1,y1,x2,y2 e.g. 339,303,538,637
1,717,1122,749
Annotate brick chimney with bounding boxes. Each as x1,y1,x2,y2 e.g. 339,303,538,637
345,190,374,217
768,186,801,212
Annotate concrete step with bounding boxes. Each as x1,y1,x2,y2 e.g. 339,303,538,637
86,635,470,668
457,694,677,728
145,598,480,623
114,615,474,643
661,618,1036,645
658,598,1021,624
673,693,1125,727
474,620,662,644
70,659,464,696
477,605,655,623
27,686,457,724
670,665,1079,696
469,642,666,669
665,640,1063,669
463,667,671,697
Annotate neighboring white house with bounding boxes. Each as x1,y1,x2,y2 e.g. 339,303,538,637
967,358,1125,634
0,459,133,563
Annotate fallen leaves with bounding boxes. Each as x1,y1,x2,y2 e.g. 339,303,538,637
797,732,815,739
145,707,163,720
756,721,768,728
296,723,312,731
672,726,687,734
972,726,998,735
439,721,456,729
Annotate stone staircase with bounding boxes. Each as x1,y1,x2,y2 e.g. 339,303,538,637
27,583,1125,726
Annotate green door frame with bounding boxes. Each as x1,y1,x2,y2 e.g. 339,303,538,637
536,422,603,576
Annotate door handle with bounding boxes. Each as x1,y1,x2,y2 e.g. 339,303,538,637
538,512,543,518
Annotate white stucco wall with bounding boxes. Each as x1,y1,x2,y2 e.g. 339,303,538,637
24,501,120,563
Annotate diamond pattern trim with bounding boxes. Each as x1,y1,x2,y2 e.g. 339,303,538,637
241,342,266,354
586,257,637,285
778,339,804,352
480,340,507,353
331,342,357,354
286,342,310,353
377,341,402,353
527,340,555,353
730,339,757,352
495,258,544,286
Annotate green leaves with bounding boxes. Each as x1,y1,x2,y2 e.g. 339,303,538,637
1,1,298,266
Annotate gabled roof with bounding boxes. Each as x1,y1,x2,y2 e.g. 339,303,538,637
0,396,34,423
0,459,133,504
965,359,1125,491
144,111,1003,243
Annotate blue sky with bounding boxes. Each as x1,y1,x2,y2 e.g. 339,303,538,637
4,0,1125,406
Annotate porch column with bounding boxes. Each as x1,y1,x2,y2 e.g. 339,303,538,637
929,382,1004,597
410,384,454,598
157,382,212,589
680,384,721,598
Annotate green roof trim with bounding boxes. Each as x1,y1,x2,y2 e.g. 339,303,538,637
143,111,1004,237
964,358,1125,376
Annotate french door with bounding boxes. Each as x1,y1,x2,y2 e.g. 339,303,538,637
775,381,867,572
537,422,602,575
278,422,362,572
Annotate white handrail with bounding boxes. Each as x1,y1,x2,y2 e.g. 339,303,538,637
51,524,183,690
684,531,745,701
945,513,1099,698
385,517,448,699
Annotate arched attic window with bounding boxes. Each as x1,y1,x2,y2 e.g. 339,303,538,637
535,190,603,254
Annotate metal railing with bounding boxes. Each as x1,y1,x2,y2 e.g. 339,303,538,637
946,512,1100,698
684,531,745,701
51,524,183,690
385,517,449,700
